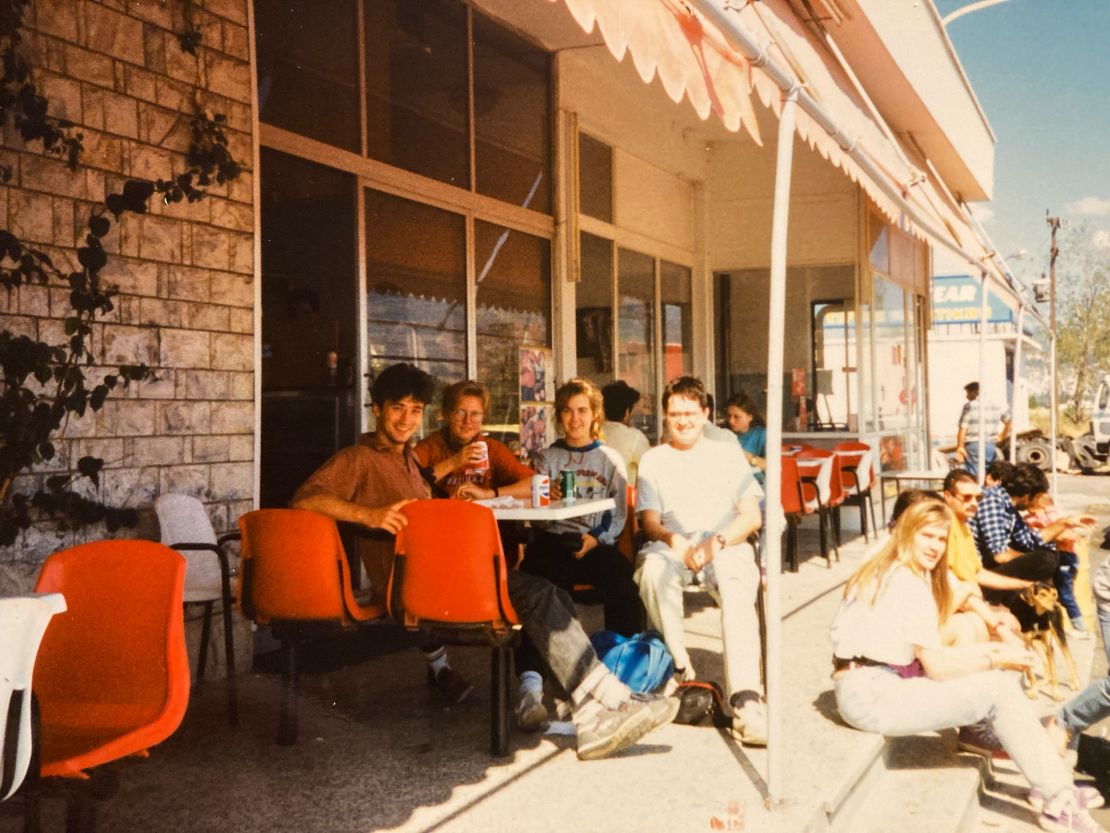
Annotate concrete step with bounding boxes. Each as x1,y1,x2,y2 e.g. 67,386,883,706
829,735,982,833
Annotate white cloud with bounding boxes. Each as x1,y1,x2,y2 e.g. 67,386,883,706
1066,196,1110,217
969,204,994,224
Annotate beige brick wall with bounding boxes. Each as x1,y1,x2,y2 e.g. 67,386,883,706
0,0,255,574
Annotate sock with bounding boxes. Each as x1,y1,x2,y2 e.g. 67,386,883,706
570,664,631,713
519,670,543,696
423,646,449,674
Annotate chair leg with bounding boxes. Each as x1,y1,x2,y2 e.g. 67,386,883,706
786,523,798,573
490,646,510,757
195,601,214,686
831,507,842,562
278,637,299,746
866,489,878,538
818,509,832,568
858,496,869,542
220,591,238,725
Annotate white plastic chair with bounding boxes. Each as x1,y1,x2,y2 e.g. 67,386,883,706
0,593,66,801
155,494,238,723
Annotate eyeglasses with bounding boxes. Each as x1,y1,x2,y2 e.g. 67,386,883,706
451,409,485,422
953,492,981,503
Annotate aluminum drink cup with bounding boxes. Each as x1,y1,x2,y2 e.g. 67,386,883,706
531,474,550,507
559,469,576,502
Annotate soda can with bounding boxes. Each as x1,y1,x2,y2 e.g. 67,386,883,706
470,440,490,472
559,469,576,502
531,474,550,507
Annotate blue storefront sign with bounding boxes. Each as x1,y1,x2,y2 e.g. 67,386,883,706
931,274,1014,325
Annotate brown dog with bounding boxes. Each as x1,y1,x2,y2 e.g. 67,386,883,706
1011,582,1079,701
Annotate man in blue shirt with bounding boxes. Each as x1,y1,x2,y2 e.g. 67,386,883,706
970,462,1064,605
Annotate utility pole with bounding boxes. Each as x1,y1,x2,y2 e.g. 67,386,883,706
1047,212,1061,500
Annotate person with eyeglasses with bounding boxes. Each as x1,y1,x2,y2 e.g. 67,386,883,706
413,380,534,501
943,469,1033,603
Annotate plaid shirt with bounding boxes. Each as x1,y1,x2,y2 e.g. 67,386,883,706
969,484,1048,567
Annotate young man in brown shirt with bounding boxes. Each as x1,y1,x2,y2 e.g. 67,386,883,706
292,363,678,760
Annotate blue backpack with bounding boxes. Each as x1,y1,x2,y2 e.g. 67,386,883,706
589,630,675,693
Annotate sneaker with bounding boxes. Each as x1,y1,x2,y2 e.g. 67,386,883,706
576,697,672,761
1072,623,1094,641
516,688,549,732
1030,785,1106,812
630,691,681,728
427,665,474,705
1038,794,1105,833
731,699,768,747
958,721,1010,761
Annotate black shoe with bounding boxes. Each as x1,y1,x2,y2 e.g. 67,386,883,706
427,665,474,705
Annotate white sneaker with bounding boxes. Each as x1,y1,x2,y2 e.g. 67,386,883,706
516,688,549,732
731,700,768,747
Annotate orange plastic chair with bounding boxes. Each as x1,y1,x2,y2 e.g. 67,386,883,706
616,482,638,563
834,441,879,542
390,500,520,756
237,508,384,745
779,456,815,572
30,540,189,829
795,449,842,567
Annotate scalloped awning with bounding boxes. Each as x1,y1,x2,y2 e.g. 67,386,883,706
545,0,997,274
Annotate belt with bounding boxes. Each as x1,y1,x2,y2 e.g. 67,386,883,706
832,656,887,673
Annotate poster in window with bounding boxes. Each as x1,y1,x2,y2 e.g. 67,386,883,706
519,347,552,402
575,307,613,373
520,404,552,460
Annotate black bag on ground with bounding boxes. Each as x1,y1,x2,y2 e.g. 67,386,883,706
673,680,730,728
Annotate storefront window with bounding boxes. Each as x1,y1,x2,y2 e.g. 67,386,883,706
364,0,469,188
872,275,907,433
579,133,613,223
576,232,614,385
255,0,361,151
365,188,466,433
660,260,692,382
811,300,856,430
618,248,657,441
473,14,551,213
475,221,552,451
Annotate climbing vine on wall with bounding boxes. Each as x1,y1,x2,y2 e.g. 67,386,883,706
0,0,246,545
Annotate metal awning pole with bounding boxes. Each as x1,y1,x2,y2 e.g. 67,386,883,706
763,89,798,806
1011,304,1025,462
976,272,989,487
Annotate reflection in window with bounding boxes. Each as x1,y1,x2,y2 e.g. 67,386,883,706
661,261,692,382
475,221,551,450
872,275,907,432
365,188,466,434
364,0,469,188
473,13,551,212
579,133,613,223
618,248,657,441
868,211,889,275
576,232,614,386
255,0,360,151
811,301,856,430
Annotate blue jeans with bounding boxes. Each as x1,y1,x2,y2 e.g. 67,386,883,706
1055,552,1082,622
836,666,1072,798
963,440,996,479
1059,604,1110,734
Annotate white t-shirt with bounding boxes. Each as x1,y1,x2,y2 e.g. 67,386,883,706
830,565,940,666
602,421,651,483
637,436,762,539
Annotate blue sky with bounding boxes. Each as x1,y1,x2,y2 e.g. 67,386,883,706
935,0,1110,287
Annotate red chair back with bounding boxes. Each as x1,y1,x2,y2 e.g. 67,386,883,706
32,540,190,777
780,456,805,515
391,500,517,627
238,508,380,625
796,449,844,507
618,483,637,563
834,441,874,493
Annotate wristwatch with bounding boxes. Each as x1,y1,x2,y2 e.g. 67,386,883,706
714,533,727,549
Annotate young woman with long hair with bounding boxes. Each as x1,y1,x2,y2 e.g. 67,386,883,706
831,498,1103,832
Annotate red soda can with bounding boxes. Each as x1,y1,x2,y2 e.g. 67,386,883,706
531,474,550,507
